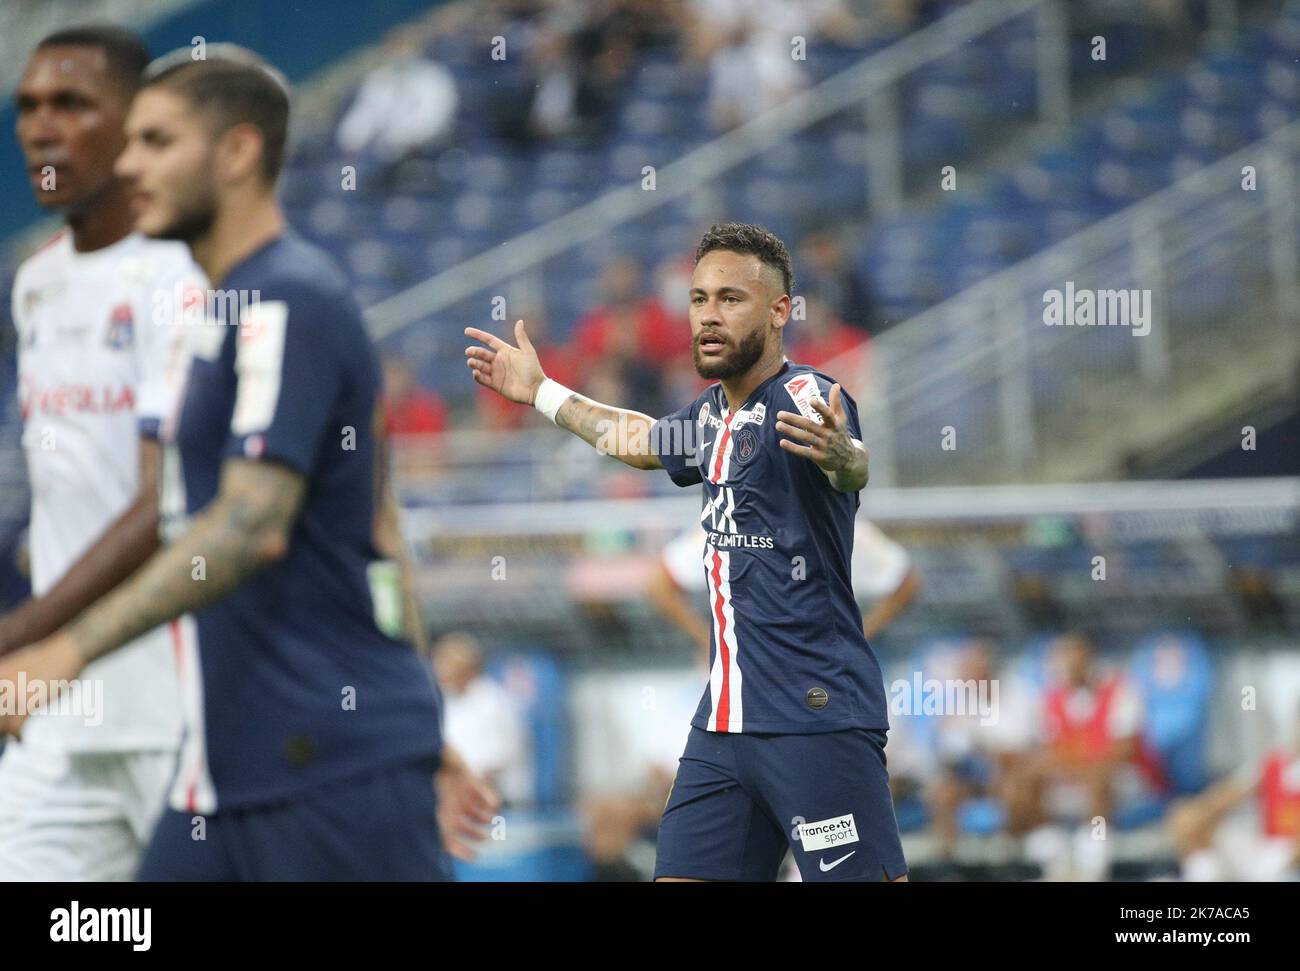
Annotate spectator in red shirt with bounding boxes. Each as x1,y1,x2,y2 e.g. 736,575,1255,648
787,296,864,372
568,256,686,416
383,356,447,439
572,255,691,365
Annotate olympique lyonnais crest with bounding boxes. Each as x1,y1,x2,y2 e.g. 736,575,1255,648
105,302,135,350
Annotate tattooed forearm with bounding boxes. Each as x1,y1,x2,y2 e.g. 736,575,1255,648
827,440,869,493
65,460,306,665
555,396,662,470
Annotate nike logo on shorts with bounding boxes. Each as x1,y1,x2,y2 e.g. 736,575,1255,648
819,850,856,872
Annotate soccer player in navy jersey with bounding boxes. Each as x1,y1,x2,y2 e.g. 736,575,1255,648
467,222,908,881
0,49,496,880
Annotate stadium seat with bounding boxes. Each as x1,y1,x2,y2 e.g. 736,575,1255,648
487,652,571,809
1128,631,1214,796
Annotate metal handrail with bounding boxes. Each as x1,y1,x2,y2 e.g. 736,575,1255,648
823,118,1300,484
831,120,1300,403
363,0,1054,341
400,476,1300,542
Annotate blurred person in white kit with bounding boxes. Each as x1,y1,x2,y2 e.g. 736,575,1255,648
432,631,533,808
0,26,204,879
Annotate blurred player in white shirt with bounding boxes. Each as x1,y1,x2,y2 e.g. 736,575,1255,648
0,26,204,880
433,632,533,808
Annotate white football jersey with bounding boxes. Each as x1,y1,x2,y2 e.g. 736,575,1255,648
10,229,205,752
661,517,911,600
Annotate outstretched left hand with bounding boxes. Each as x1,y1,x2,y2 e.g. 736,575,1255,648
775,383,860,474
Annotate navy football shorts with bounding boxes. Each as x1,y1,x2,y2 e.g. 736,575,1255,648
654,727,908,882
137,756,451,881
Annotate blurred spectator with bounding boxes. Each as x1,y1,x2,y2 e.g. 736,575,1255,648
582,765,676,881
574,256,688,361
921,639,1035,859
608,0,686,51
799,230,881,336
1005,632,1163,879
336,29,459,179
1168,704,1300,881
580,667,700,881
523,26,583,141
686,0,858,130
786,295,862,372
653,252,710,401
571,256,688,413
434,632,534,808
653,251,694,318
488,2,650,147
383,356,448,439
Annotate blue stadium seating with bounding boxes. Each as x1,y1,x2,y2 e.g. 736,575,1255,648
1128,631,1214,796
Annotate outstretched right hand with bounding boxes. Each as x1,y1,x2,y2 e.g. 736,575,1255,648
464,320,546,406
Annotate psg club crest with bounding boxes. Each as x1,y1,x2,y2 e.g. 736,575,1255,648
734,425,758,464
105,302,135,350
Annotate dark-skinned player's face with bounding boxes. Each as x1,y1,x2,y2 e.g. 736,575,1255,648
15,45,132,213
115,87,219,243
689,249,787,381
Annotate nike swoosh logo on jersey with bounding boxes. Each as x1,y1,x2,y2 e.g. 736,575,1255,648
819,850,856,872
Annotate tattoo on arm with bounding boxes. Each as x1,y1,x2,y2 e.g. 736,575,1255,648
66,459,307,665
555,396,663,471
828,440,869,493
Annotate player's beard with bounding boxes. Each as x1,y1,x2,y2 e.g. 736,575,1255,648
693,325,767,380
149,177,219,244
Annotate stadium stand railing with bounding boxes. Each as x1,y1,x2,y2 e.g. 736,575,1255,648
360,0,1293,504
362,0,1067,343
403,476,1300,648
829,119,1300,487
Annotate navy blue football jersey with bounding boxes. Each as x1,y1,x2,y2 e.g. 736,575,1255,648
651,360,888,734
161,232,442,812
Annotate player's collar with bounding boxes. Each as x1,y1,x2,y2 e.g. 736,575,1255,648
719,359,792,414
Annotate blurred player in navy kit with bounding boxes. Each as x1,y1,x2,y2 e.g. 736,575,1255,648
467,222,907,881
0,48,496,880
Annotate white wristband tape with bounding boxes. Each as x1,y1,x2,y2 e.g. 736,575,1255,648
533,377,574,424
